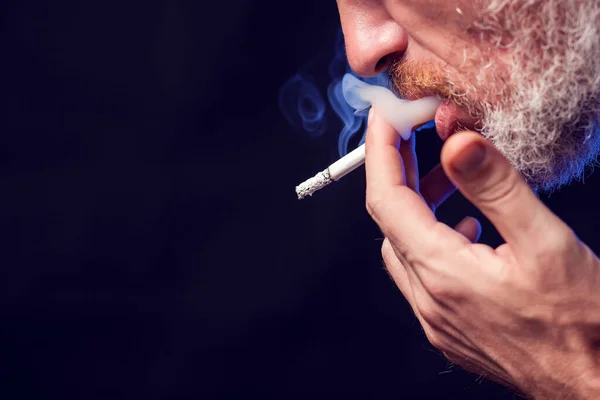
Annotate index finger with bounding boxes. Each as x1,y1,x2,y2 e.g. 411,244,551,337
364,108,450,250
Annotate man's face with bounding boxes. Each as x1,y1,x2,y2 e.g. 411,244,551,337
337,0,600,192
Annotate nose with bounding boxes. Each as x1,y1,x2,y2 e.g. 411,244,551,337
338,4,408,77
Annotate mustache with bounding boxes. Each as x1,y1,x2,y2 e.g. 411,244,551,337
389,58,452,99
389,57,488,119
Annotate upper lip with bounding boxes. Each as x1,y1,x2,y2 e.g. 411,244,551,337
397,88,480,136
396,87,446,102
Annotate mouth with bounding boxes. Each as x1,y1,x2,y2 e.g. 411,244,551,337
434,100,479,140
403,92,479,141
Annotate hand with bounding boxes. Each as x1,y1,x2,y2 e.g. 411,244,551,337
365,109,600,399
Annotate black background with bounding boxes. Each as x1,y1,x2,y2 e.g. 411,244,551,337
1,1,599,398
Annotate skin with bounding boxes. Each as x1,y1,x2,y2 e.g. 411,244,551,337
337,0,600,398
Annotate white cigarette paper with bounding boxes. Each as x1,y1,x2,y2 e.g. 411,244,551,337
296,145,365,199
296,74,441,200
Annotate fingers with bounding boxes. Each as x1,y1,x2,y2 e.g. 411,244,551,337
419,165,476,242
400,134,419,192
365,109,451,250
454,216,482,243
365,108,405,189
419,164,457,212
441,131,572,257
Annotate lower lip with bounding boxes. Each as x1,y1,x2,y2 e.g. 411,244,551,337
434,100,458,141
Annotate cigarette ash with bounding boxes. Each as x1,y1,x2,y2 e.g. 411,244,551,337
295,169,332,199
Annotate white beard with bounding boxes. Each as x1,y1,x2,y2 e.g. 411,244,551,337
454,0,600,192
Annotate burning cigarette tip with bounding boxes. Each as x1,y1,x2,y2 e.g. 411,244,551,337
296,169,333,200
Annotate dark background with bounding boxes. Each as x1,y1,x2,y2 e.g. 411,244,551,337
1,1,599,398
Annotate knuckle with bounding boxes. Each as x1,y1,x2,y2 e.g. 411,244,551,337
528,226,581,291
419,302,444,329
365,192,382,219
424,280,453,303
546,226,577,254
420,271,463,306
533,225,577,264
418,223,449,260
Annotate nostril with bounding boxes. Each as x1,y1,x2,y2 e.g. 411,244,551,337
375,56,390,73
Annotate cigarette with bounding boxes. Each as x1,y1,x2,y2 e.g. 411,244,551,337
295,144,366,199
295,74,441,200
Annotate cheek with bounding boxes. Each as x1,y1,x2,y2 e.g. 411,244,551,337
406,27,483,80
386,0,487,72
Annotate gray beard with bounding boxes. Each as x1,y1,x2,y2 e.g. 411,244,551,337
454,0,600,192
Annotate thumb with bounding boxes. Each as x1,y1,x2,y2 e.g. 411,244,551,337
440,131,568,254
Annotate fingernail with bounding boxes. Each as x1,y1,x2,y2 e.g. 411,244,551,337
454,143,486,175
368,108,374,124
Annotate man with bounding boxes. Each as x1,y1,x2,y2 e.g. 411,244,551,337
336,0,600,398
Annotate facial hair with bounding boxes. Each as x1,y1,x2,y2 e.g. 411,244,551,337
392,0,600,193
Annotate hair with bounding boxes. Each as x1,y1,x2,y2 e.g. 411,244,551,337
390,0,600,192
